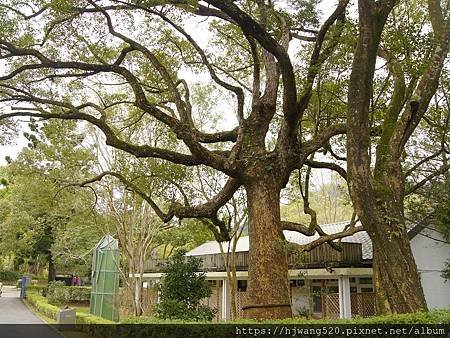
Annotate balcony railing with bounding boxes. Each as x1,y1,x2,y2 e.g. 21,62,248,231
143,242,364,272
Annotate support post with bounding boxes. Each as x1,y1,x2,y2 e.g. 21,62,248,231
338,276,352,319
221,279,230,320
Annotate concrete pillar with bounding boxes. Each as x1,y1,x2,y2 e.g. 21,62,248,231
338,276,352,319
221,279,230,320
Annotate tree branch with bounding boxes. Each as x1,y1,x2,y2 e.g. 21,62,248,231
1,109,199,166
405,165,450,195
304,159,347,180
302,124,347,159
294,226,364,252
390,17,450,156
77,171,241,241
277,0,348,152
204,0,297,125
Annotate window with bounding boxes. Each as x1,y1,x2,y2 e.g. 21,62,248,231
326,286,338,294
359,277,373,284
361,287,373,293
237,280,247,292
290,280,305,287
207,280,217,287
312,286,322,313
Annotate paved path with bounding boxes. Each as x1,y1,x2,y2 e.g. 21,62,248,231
0,286,42,324
0,286,64,338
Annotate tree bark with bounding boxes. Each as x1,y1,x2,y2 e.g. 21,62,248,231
243,179,292,319
133,274,143,316
47,257,56,282
371,231,427,313
350,159,428,315
347,0,427,315
230,233,239,320
369,161,427,313
126,255,144,316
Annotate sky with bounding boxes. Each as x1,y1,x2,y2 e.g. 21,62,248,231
0,129,28,165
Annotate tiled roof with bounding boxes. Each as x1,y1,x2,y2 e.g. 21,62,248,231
186,221,374,260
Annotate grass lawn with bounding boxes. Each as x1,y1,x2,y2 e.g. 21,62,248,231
69,303,90,314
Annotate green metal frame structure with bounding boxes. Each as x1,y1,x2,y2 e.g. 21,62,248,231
90,235,120,321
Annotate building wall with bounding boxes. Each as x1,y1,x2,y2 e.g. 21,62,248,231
411,228,450,309
291,281,310,316
290,277,374,318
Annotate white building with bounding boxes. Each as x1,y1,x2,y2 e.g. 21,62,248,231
409,223,450,309
136,221,450,320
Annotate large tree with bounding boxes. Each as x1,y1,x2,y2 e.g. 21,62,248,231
0,0,359,319
2,0,448,319
346,0,450,314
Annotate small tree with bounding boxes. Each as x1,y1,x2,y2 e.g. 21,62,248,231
156,250,215,321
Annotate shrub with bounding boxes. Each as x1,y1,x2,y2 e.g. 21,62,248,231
43,283,91,304
155,250,216,321
25,289,60,320
46,281,70,306
66,286,91,302
155,299,216,321
0,270,21,284
339,309,450,324
26,288,114,324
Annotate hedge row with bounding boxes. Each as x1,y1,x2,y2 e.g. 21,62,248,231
43,283,91,303
25,286,450,326
65,286,91,302
25,289,114,324
121,308,450,324
0,270,21,283
336,309,450,324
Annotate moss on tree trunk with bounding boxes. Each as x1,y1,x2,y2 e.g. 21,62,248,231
370,220,427,314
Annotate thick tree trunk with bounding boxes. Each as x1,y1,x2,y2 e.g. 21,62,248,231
370,160,427,313
47,257,56,282
372,236,427,313
349,170,428,314
243,179,292,319
347,0,428,315
350,162,428,313
369,219,427,314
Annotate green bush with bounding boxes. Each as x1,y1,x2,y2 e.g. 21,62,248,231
155,250,216,321
0,270,21,283
44,282,91,305
121,308,450,325
155,299,216,321
231,308,450,325
26,289,60,320
120,316,213,324
26,289,114,324
65,286,91,302
76,311,116,324
336,309,450,324
46,281,70,306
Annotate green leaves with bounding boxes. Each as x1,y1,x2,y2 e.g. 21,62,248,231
156,249,216,321
0,118,103,276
